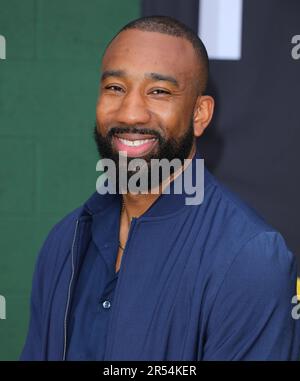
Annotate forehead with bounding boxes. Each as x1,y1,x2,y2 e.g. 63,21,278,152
102,29,198,81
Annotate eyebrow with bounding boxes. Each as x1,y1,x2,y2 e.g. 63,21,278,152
101,69,126,82
101,70,179,87
146,72,179,87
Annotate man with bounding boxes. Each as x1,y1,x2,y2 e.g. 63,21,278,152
21,16,300,361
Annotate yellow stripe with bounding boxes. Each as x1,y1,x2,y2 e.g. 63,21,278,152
297,277,300,300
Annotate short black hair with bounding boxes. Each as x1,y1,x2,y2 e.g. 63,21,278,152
107,15,209,94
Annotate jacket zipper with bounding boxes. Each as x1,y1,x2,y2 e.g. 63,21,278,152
104,217,138,358
62,216,138,360
62,218,79,361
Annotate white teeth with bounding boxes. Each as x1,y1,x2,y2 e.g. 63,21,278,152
117,137,156,147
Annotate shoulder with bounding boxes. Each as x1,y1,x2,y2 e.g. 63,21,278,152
203,169,286,246
49,206,84,237
200,170,296,289
43,206,83,247
204,169,271,231
34,205,85,273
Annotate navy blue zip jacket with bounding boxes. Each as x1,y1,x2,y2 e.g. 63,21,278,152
21,148,300,360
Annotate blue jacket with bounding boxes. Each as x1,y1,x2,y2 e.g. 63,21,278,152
21,150,300,360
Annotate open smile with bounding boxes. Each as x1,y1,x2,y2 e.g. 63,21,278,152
112,133,158,157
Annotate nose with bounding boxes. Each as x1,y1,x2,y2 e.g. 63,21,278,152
115,89,151,126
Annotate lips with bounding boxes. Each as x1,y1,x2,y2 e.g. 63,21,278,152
113,133,158,157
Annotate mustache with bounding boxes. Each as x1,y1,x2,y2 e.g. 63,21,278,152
107,126,163,141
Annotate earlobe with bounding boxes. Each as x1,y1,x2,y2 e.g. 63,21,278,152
193,95,215,137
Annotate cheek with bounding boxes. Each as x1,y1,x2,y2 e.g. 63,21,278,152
95,103,103,125
96,96,107,118
96,97,114,131
152,103,180,127
157,106,190,137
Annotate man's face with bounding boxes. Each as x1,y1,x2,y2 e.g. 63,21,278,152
95,29,202,184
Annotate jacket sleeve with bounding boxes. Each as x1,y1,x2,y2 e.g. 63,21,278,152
20,225,59,361
202,231,300,361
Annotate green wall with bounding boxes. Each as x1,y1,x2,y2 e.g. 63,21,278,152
0,0,139,360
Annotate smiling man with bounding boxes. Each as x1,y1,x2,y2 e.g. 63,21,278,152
21,16,300,361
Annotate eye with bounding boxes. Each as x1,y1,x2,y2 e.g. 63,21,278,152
150,89,171,95
104,85,124,93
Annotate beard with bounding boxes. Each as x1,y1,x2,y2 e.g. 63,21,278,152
93,121,195,192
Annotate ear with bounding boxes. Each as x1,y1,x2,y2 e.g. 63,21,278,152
193,95,215,138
